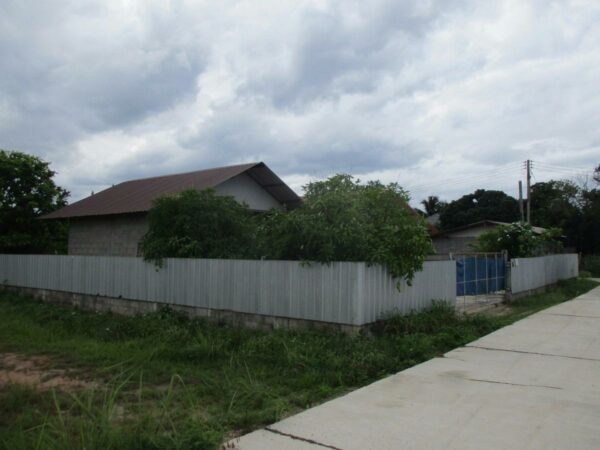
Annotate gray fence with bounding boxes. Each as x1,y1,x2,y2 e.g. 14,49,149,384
0,255,456,326
509,254,579,294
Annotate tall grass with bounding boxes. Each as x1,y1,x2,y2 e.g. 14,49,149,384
1,373,222,450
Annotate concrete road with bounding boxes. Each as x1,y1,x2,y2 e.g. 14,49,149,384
231,285,600,449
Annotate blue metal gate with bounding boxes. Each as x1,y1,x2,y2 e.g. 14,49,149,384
455,253,506,296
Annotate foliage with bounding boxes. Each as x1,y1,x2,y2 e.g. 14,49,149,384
141,175,431,283
577,188,600,254
581,255,600,277
594,164,600,184
476,222,563,258
436,169,600,255
0,150,69,254
439,189,519,230
420,195,446,216
529,179,600,254
1,279,597,449
141,189,256,264
260,174,433,282
529,180,580,246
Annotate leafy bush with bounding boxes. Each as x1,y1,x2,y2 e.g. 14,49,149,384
259,175,433,282
476,222,563,258
141,189,256,264
142,175,433,283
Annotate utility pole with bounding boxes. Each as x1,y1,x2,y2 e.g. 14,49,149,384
518,180,524,223
526,159,531,224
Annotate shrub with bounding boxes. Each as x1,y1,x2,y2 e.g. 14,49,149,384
141,189,256,265
476,222,563,258
260,175,433,282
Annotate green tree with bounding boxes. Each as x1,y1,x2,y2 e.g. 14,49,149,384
476,222,563,258
141,188,256,264
578,188,600,254
0,150,69,253
261,174,433,282
420,195,446,216
529,180,580,243
439,189,519,230
528,176,600,254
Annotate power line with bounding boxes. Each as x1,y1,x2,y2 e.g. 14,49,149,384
408,177,519,196
532,161,594,172
407,172,522,195
404,165,522,193
404,158,594,201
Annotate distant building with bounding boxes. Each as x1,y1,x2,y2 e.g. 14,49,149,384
43,162,301,256
431,220,547,254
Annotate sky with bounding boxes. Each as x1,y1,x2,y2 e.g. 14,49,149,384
1,0,599,207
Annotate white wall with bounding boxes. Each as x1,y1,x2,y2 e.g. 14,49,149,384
216,173,283,211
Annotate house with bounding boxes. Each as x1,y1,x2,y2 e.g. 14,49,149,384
431,220,547,254
43,162,301,256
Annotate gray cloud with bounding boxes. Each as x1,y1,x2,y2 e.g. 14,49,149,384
0,0,203,159
0,0,599,204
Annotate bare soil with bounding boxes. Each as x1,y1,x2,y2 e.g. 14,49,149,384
455,294,510,316
0,352,94,392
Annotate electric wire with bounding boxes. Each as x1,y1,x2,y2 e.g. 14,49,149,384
404,165,522,193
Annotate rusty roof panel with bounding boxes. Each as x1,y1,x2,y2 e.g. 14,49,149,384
43,162,301,219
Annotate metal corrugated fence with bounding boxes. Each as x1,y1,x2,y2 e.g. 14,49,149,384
0,255,456,326
509,254,579,294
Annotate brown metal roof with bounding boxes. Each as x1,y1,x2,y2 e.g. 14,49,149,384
43,162,301,219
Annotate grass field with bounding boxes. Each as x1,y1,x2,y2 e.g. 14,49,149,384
0,278,597,449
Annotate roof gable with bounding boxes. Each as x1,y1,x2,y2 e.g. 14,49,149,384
44,162,300,219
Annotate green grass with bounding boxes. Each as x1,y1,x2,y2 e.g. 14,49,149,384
0,277,597,449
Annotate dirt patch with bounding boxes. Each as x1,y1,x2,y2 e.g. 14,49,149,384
455,294,510,316
0,352,94,392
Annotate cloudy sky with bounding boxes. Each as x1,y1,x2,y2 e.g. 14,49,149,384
1,0,599,206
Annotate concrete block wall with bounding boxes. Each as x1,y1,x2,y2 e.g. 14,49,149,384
68,213,149,256
431,236,477,255
0,286,362,334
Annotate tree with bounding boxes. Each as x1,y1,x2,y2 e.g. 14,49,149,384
578,187,600,254
261,174,433,282
528,176,600,254
439,189,519,230
420,195,446,216
141,188,256,264
529,180,580,238
594,164,600,184
0,150,69,253
476,222,563,258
